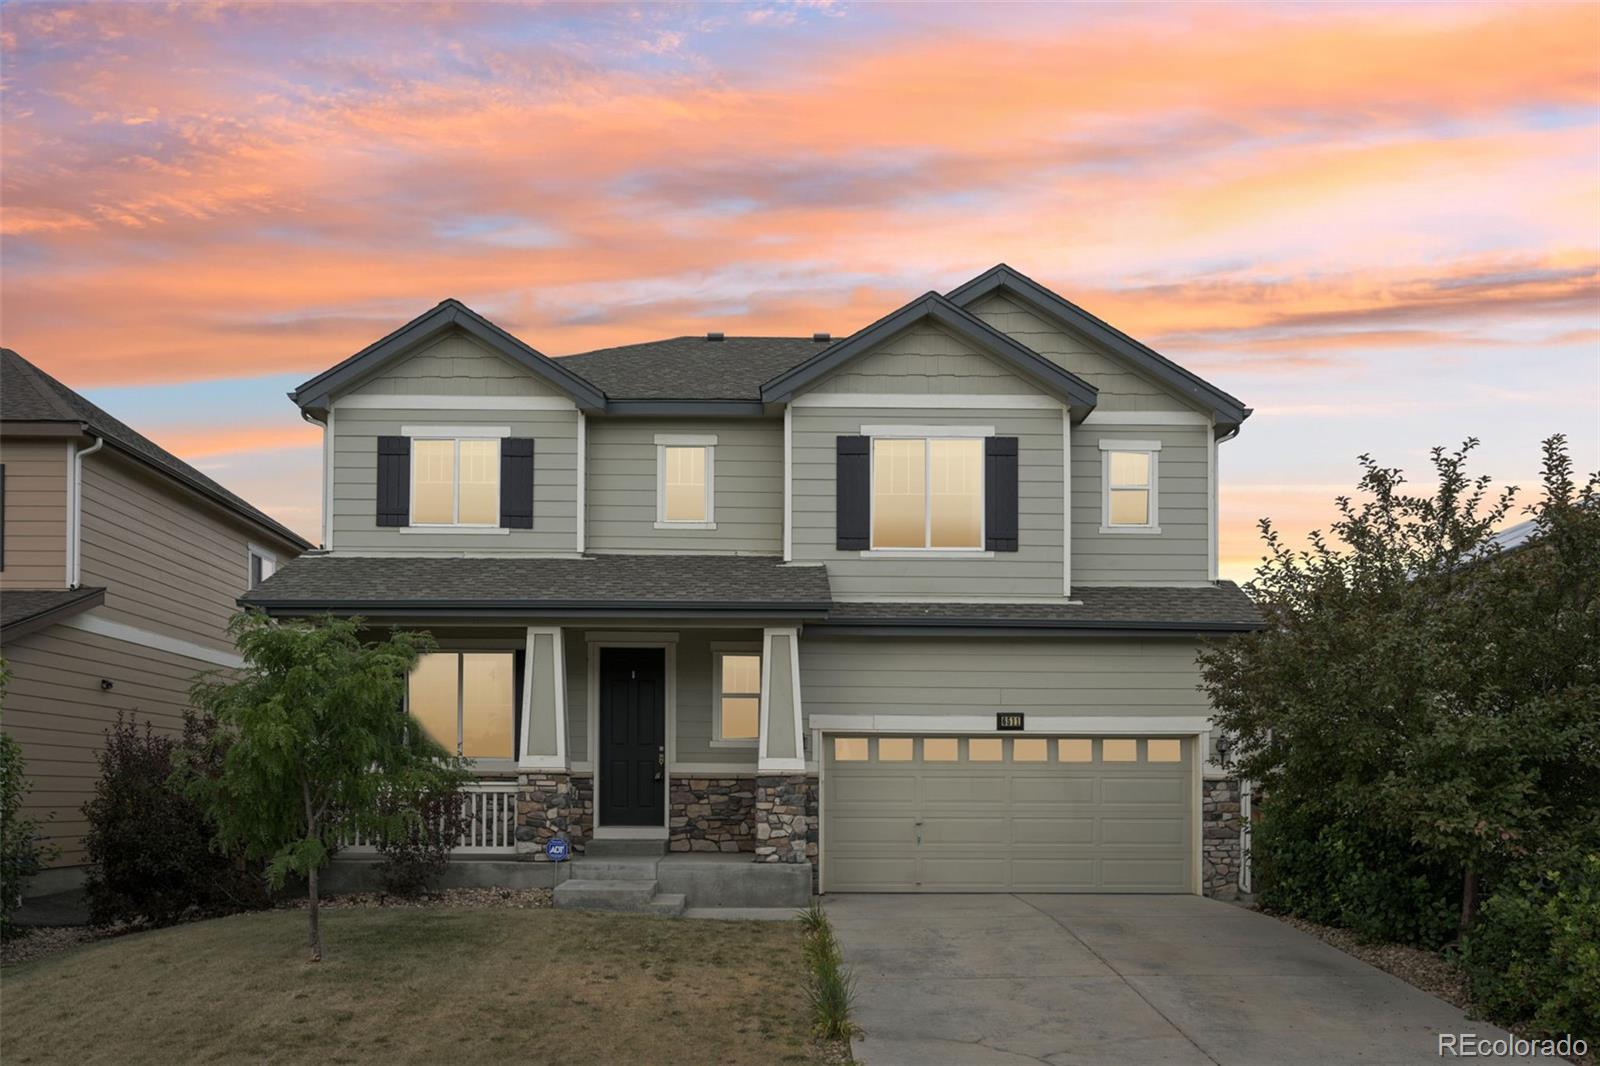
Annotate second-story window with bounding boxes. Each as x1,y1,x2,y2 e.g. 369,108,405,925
870,437,983,550
655,433,716,529
1099,440,1161,532
412,438,500,526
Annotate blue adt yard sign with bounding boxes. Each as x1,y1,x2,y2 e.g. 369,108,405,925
545,838,570,862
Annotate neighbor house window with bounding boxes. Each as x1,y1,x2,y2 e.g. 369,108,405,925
408,652,516,761
655,434,716,528
1099,440,1160,531
412,438,500,526
247,545,277,588
712,648,760,745
870,436,983,549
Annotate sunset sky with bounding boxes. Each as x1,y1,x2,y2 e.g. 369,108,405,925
2,1,1596,581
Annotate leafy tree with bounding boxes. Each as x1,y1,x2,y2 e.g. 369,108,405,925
1201,436,1599,942
188,613,467,960
1,659,57,939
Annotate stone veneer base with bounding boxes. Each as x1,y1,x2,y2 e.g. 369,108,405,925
515,772,593,860
670,777,757,853
1202,777,1242,899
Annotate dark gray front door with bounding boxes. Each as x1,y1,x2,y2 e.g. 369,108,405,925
598,648,666,827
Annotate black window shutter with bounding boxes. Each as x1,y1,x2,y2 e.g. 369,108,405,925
376,436,410,526
836,435,871,550
511,648,526,759
501,438,535,529
985,436,1019,552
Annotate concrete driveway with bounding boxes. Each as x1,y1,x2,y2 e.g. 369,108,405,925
827,894,1543,1066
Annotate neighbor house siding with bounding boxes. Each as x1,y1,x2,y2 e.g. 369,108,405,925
585,418,782,555
808,323,1037,395
1,622,226,867
77,449,295,652
343,332,569,398
968,292,1201,414
0,437,68,587
328,406,579,554
799,635,1210,723
1074,423,1210,584
790,405,1065,599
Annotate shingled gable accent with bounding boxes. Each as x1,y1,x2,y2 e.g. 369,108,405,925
757,291,1098,417
289,299,607,415
945,264,1252,434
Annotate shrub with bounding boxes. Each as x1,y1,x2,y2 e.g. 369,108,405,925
82,711,268,927
372,785,473,897
2,720,56,941
797,905,857,1041
1463,853,1600,1042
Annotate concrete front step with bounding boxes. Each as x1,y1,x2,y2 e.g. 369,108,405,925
583,838,668,858
569,858,660,882
647,893,687,918
554,879,661,913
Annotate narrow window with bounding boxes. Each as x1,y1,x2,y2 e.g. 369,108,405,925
411,438,500,526
656,436,716,527
1102,739,1138,762
1100,441,1160,531
878,737,913,761
870,436,984,549
968,737,1003,762
408,651,516,761
714,650,761,744
247,546,277,588
834,737,869,761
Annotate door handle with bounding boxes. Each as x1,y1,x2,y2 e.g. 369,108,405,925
654,747,665,780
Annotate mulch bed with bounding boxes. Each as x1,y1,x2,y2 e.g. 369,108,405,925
282,887,553,910
2,926,118,967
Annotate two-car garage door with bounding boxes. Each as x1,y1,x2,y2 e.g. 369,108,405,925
822,735,1194,893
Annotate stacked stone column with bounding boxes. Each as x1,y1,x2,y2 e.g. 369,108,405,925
753,775,813,864
515,772,592,860
1201,777,1242,898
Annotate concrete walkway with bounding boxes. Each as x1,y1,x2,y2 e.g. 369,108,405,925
827,894,1544,1066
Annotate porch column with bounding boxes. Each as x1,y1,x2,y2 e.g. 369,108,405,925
516,626,575,860
755,627,810,864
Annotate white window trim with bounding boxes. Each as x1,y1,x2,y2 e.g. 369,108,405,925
654,437,716,529
246,544,278,588
1098,439,1161,534
407,650,519,772
866,432,987,552
409,436,502,528
710,642,761,748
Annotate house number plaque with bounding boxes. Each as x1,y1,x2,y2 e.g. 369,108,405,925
996,713,1025,731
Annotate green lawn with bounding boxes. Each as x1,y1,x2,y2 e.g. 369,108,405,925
1,908,827,1065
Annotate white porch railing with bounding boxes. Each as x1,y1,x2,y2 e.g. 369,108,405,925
337,782,519,856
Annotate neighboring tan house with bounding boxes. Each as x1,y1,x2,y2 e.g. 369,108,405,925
0,349,311,894
243,264,1262,912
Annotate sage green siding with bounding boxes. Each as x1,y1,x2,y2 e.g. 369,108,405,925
345,332,570,398
328,406,579,554
968,292,1202,414
1074,424,1210,584
585,418,782,555
0,437,68,587
799,636,1210,721
809,323,1035,395
790,404,1065,599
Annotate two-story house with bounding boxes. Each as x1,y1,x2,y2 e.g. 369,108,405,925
243,264,1261,910
1,349,311,895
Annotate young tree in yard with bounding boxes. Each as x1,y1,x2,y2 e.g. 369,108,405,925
188,613,467,961
1,660,57,939
1200,436,1599,943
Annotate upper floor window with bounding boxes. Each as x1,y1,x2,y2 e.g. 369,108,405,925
408,651,516,762
1099,440,1160,532
247,545,277,588
871,436,983,550
712,647,761,745
655,434,716,529
413,438,500,526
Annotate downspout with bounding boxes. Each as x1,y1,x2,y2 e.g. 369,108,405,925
302,409,329,550
69,432,104,588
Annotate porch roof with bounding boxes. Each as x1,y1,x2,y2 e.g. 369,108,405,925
240,553,833,619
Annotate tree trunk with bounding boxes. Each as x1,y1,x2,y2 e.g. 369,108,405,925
1459,866,1477,935
307,860,322,962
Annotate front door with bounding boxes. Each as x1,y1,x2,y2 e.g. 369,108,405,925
598,648,667,827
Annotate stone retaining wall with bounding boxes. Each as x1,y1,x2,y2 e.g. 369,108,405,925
670,777,756,853
1202,777,1242,898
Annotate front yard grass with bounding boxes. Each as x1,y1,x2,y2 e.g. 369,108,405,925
1,907,828,1065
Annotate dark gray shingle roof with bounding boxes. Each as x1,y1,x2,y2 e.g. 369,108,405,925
1,587,106,638
242,554,832,613
557,337,826,401
823,583,1262,631
2,350,312,551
